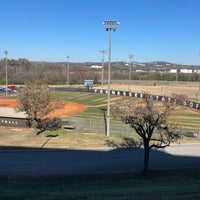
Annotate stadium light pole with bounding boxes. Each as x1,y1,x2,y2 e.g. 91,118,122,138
4,50,8,96
176,64,178,83
66,56,70,86
128,54,134,91
103,20,120,137
100,50,106,88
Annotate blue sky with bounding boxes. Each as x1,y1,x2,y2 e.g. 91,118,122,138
0,0,200,65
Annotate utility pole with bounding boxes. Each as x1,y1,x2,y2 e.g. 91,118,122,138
198,71,200,102
176,64,178,83
100,50,106,88
103,20,120,137
66,56,70,86
4,50,8,96
128,54,134,91
198,51,200,102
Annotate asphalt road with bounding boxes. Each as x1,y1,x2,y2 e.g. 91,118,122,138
0,144,199,175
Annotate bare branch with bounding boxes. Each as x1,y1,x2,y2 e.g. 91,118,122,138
16,81,64,134
111,97,181,174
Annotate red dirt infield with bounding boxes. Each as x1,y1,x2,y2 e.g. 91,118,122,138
0,98,85,118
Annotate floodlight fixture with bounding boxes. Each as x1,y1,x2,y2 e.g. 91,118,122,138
103,20,120,31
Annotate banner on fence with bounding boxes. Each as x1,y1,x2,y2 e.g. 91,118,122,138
92,89,200,111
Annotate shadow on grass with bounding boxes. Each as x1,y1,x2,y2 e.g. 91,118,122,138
106,136,143,148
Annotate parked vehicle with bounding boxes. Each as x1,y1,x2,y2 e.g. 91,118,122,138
0,86,4,92
8,85,20,93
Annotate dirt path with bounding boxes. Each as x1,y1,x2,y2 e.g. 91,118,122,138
0,98,85,117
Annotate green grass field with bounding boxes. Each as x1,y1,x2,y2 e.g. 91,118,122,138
101,81,200,102
0,168,199,200
52,90,200,133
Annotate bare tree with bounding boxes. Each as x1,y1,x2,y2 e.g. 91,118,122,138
172,93,189,105
16,81,64,134
111,97,182,175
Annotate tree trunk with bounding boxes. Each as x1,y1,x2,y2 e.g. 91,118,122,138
143,140,150,176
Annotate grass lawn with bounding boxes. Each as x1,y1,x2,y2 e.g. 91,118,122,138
52,90,200,133
0,168,199,200
103,81,200,102
0,127,110,149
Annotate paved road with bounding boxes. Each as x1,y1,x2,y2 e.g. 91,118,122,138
0,144,199,175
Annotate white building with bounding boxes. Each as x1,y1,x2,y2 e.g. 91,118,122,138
194,69,200,73
180,69,193,74
89,65,102,69
170,69,177,73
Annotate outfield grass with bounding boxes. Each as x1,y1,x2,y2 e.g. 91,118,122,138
102,81,200,101
52,90,200,133
51,91,121,119
0,168,199,200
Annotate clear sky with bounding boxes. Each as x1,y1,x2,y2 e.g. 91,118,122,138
0,0,200,65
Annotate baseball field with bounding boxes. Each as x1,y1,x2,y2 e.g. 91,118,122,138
0,81,199,149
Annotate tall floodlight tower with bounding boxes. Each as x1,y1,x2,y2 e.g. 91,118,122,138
103,20,120,137
4,50,8,96
66,56,70,86
100,50,106,88
128,54,134,91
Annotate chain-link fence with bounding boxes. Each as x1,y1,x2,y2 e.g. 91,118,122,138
62,116,135,137
62,116,200,139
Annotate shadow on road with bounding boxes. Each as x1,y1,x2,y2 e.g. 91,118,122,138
0,144,199,175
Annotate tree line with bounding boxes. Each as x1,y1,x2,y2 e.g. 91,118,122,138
0,58,100,85
0,58,199,85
